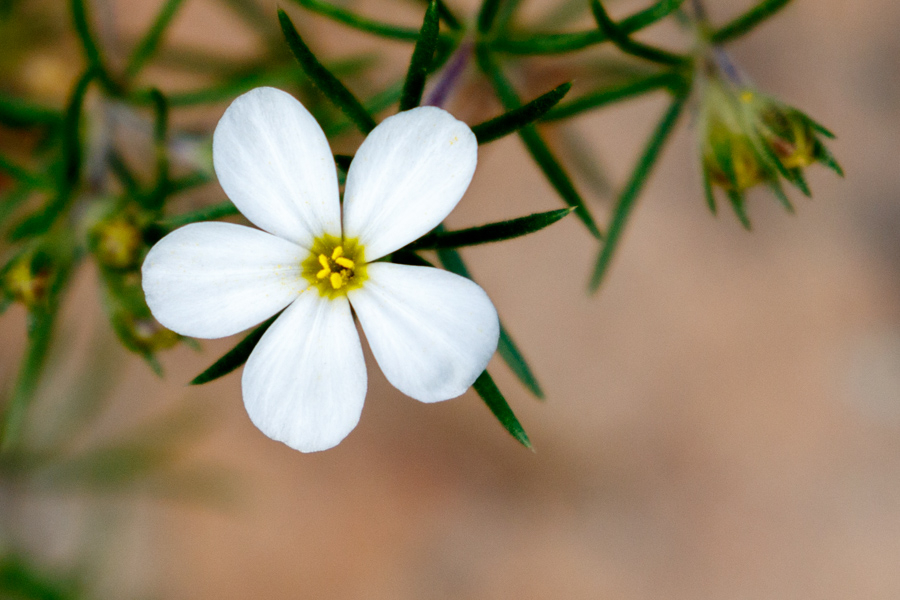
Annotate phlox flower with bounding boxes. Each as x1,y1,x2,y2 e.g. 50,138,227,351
142,87,499,452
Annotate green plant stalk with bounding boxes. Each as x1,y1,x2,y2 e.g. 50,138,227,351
589,92,687,292
70,0,121,94
436,244,544,398
476,45,602,240
158,201,240,229
278,9,377,134
492,0,685,55
590,0,689,66
0,93,61,128
541,73,681,122
125,0,187,78
711,0,792,43
399,0,441,111
291,0,451,43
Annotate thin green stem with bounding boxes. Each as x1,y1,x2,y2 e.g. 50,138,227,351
70,0,121,94
590,0,689,66
589,92,687,292
711,0,792,43
492,0,685,55
476,45,602,239
279,9,377,134
125,0,187,78
158,201,240,229
541,72,682,121
291,0,452,43
400,0,441,111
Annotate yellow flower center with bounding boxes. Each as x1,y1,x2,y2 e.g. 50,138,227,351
301,234,367,299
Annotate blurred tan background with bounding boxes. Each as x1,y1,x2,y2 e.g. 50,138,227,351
3,0,900,598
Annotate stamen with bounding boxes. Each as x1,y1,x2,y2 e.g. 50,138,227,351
331,246,343,260
330,273,343,290
318,254,330,271
335,257,355,269
316,269,329,279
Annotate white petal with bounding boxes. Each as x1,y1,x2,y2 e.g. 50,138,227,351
212,87,341,249
349,262,499,403
142,222,306,339
242,291,366,452
342,106,477,261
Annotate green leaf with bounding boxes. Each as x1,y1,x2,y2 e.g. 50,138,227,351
70,0,120,94
477,0,503,33
435,244,544,398
497,329,544,398
399,0,441,111
145,88,170,210
0,92,61,128
541,73,679,122
814,140,844,177
491,0,685,55
125,0,187,78
278,9,377,134
158,201,240,229
409,208,573,250
477,46,602,239
711,0,793,44
0,155,48,189
472,81,572,144
0,555,79,600
701,163,718,215
590,0,688,66
291,0,426,41
191,315,279,385
472,370,532,448
62,66,98,187
590,92,686,292
769,179,794,213
727,189,752,229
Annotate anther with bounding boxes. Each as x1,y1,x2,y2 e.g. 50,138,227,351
318,254,330,271
335,257,354,269
330,273,343,290
331,246,343,260
317,269,329,280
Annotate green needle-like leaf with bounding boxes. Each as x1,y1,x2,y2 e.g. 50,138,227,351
291,0,431,41
477,0,503,34
472,82,572,144
158,201,240,229
472,370,532,448
125,0,186,78
191,315,279,385
400,0,441,111
590,0,688,66
769,180,794,213
0,93,61,128
436,244,544,398
70,0,120,94
541,73,680,122
278,9,377,134
492,0,685,55
145,89,170,210
727,189,752,229
409,208,573,250
477,46,602,239
701,163,718,215
589,92,686,292
711,0,792,44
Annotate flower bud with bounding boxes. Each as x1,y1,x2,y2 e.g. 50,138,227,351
91,215,144,270
698,78,842,227
3,256,50,308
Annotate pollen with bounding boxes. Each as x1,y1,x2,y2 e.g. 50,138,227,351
302,236,368,298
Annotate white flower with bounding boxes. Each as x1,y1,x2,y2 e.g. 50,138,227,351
142,87,500,452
